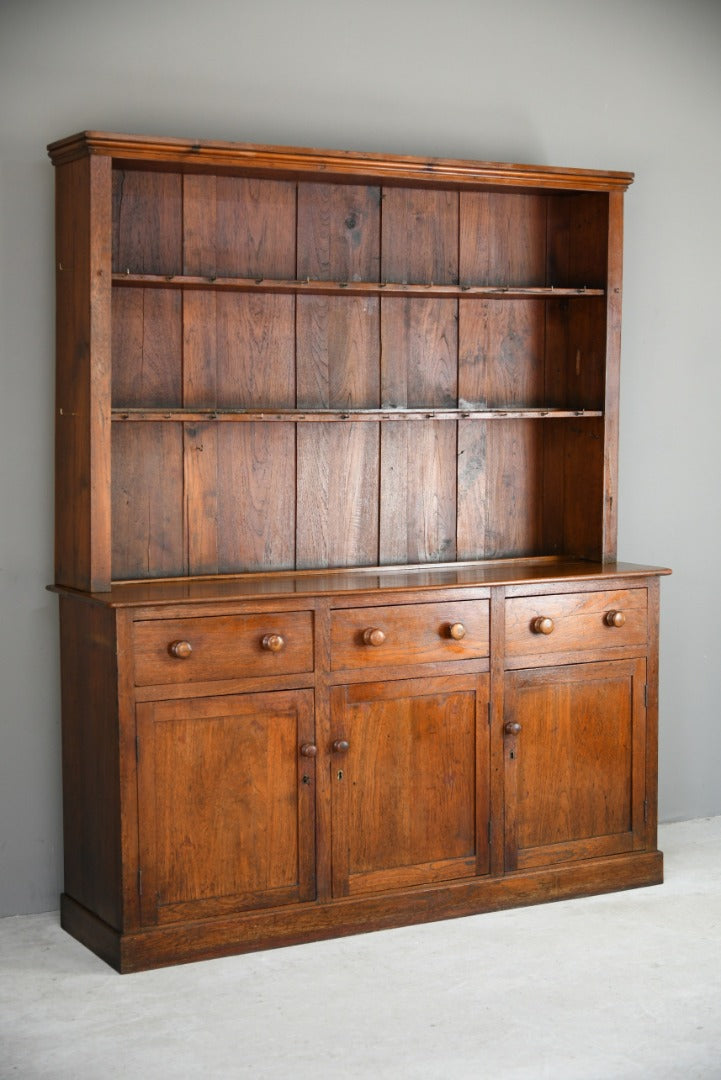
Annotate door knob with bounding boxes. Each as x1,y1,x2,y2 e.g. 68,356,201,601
362,628,386,646
532,616,554,635
333,739,350,753
504,721,522,736
605,610,626,628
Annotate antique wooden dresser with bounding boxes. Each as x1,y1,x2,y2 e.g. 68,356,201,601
48,131,669,971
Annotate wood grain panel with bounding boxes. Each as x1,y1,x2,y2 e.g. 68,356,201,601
380,422,456,564
59,597,120,928
185,421,296,575
182,292,296,410
297,423,379,568
111,422,185,579
564,193,609,289
456,419,488,561
182,291,217,408
491,420,544,558
216,293,295,408
560,417,605,560
330,675,488,897
381,299,457,407
183,175,296,277
137,690,315,925
112,170,182,275
297,183,380,280
133,610,313,685
504,659,646,870
505,587,647,659
381,188,458,283
565,296,606,411
330,599,489,670
458,300,546,408
296,296,379,408
55,154,112,591
112,288,182,407
460,192,547,286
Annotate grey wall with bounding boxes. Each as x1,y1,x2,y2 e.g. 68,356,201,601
1,0,719,916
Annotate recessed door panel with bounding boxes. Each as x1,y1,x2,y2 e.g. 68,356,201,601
137,690,315,925
504,659,646,871
331,674,489,897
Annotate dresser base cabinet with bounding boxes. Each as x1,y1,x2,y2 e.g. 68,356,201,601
56,565,666,973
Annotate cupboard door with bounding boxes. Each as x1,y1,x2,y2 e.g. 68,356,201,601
136,690,315,925
330,675,490,898
504,659,647,871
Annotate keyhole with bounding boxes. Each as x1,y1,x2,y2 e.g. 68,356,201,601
509,751,515,760
337,770,344,781
302,775,311,785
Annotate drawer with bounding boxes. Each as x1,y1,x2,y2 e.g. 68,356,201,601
133,611,314,686
331,600,489,671
505,589,647,660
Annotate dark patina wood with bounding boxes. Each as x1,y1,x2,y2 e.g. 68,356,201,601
49,131,668,971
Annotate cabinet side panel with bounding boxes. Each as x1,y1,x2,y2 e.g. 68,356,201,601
55,155,112,591
603,192,623,560
59,596,121,928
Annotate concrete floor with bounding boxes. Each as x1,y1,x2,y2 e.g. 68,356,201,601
1,818,720,1080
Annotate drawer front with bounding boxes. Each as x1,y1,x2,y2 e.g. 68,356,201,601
331,600,489,671
133,611,314,685
505,589,647,660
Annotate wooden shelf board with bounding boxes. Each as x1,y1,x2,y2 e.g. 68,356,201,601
49,558,671,609
110,407,604,423
111,273,605,300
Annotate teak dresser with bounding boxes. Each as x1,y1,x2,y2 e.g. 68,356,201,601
48,131,670,972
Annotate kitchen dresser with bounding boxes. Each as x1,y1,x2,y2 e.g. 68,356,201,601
48,131,669,972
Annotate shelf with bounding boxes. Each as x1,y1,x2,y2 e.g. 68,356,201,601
111,273,605,300
110,407,604,423
49,559,671,609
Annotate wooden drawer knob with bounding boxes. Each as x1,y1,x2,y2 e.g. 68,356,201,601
504,721,522,736
261,633,285,652
300,743,317,757
168,640,192,659
532,616,554,635
362,627,386,647
605,610,626,628
448,622,466,640
333,739,350,753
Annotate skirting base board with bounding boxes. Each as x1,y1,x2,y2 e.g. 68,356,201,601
61,849,664,973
